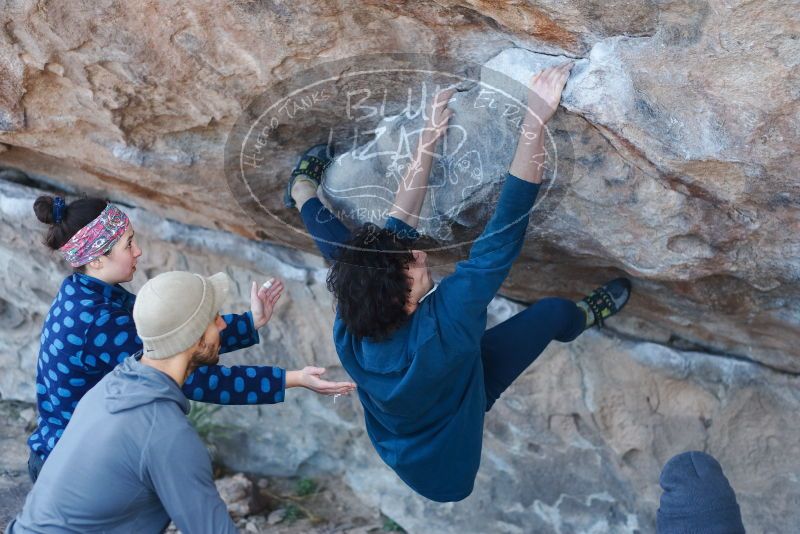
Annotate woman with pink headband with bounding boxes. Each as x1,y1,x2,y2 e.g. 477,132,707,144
28,195,355,482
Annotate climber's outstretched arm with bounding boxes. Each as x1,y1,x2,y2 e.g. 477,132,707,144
387,89,455,228
509,62,572,184
433,63,573,342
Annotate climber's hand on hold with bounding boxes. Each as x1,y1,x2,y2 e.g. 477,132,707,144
509,61,573,184
526,61,574,126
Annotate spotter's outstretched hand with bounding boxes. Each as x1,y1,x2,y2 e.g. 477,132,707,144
250,278,284,329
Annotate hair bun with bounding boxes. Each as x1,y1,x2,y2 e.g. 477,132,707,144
34,195,56,224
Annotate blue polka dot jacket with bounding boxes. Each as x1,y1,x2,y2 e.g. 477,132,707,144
29,273,286,460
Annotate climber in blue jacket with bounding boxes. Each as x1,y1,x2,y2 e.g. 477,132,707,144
285,62,632,502
27,194,355,483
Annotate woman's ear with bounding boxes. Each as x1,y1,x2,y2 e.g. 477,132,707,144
88,256,104,271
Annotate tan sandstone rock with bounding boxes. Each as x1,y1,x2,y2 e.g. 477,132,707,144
0,0,798,532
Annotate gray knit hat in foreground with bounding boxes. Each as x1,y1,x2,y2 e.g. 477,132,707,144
657,451,745,533
133,271,231,360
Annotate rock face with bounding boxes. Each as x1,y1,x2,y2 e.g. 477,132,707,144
3,177,800,533
0,0,800,372
0,400,36,530
0,1,799,532
0,0,797,370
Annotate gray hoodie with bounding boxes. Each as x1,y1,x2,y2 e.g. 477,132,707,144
8,355,237,533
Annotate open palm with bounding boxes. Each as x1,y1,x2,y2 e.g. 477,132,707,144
300,366,357,396
250,278,284,329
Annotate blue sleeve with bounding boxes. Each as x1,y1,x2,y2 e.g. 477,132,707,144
218,312,259,355
184,310,284,405
183,364,286,405
82,310,142,370
433,173,540,343
384,216,420,241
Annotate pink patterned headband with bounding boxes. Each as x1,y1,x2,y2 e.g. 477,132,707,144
58,204,131,267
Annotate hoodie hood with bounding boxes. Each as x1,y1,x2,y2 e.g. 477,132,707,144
104,353,189,415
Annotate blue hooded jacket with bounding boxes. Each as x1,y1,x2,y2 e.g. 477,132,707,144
9,354,237,533
334,174,540,502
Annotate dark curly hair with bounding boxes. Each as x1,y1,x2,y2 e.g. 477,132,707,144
326,223,416,340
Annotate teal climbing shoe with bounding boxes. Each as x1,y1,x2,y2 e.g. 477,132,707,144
284,144,334,209
578,277,632,329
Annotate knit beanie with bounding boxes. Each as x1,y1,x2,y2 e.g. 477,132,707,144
657,451,745,534
133,271,230,360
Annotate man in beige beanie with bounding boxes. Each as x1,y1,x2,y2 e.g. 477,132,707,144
9,271,355,534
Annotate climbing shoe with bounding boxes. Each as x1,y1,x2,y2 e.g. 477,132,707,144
577,277,632,329
284,143,334,208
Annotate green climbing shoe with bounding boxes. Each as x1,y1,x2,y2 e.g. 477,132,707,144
284,144,334,209
579,277,632,329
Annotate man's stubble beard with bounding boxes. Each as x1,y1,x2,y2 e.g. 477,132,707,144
186,335,221,377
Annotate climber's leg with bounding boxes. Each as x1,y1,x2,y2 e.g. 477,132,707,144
298,194,352,262
481,279,633,411
287,144,351,262
481,297,586,411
